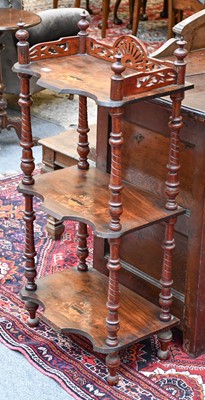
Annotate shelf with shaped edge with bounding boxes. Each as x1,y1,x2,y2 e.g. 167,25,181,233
18,165,185,238
20,267,179,354
14,11,193,386
13,35,192,106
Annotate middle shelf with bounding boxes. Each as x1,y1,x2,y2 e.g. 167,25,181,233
19,165,185,238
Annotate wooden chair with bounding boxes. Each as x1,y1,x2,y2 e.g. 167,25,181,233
53,0,148,38
132,0,146,37
101,0,148,38
168,0,205,38
52,0,147,38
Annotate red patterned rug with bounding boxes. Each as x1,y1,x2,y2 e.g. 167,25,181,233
1,172,205,399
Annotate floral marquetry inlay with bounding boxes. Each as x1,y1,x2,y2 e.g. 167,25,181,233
62,301,93,326
47,193,95,217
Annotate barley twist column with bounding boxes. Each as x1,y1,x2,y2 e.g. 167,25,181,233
77,95,90,170
105,52,125,385
76,95,90,271
76,11,90,271
16,22,39,326
158,38,187,359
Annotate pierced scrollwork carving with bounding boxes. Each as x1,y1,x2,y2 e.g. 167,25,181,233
86,35,178,94
28,33,178,94
86,38,116,62
87,35,174,73
29,37,79,61
123,68,177,96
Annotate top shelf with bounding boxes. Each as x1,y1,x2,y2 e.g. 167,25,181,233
13,52,192,107
13,14,193,106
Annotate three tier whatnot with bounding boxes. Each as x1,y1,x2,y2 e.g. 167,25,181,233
14,13,193,385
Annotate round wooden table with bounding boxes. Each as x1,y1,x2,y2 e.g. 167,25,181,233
0,9,41,139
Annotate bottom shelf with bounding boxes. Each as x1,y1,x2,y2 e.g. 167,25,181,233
20,268,179,354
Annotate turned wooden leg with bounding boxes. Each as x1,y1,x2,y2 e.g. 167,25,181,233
132,0,141,36
76,95,90,271
46,216,65,240
105,70,124,346
101,0,110,38
159,218,176,321
106,352,120,386
77,222,89,271
140,0,148,21
53,0,58,8
25,301,39,327
113,0,123,25
106,238,121,347
77,95,90,170
160,0,168,18
17,27,39,327
74,0,80,6
157,65,186,360
86,0,93,15
24,195,37,292
157,329,172,360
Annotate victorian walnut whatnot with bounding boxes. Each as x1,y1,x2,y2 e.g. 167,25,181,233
13,13,192,384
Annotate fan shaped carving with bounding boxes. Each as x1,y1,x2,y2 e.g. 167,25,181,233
114,36,147,71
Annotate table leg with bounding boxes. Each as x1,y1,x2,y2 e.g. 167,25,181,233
53,0,58,8
0,35,21,140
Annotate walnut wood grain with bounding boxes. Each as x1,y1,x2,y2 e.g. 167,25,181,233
39,125,96,172
13,55,193,107
15,18,191,381
18,165,185,239
94,80,205,356
20,268,179,353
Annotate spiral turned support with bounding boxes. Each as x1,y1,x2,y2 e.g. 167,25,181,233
76,95,90,271
16,23,38,328
158,37,188,360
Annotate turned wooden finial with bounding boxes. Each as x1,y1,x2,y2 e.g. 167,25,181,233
110,52,125,101
174,37,188,85
78,11,89,54
111,51,125,75
78,10,90,33
15,20,30,65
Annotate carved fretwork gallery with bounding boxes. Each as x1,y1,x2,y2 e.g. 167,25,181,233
14,12,193,385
